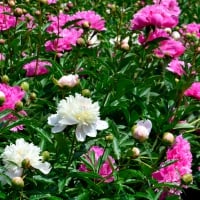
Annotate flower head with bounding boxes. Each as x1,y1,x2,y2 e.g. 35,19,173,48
184,82,200,100
79,146,116,183
1,138,51,180
57,74,79,88
48,93,108,141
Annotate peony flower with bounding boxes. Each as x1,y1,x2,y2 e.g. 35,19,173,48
180,23,200,38
132,119,152,142
57,74,79,88
79,146,116,183
1,138,51,181
23,60,52,76
166,59,185,76
48,93,108,141
184,82,200,100
154,38,185,58
152,135,192,199
48,0,57,4
130,5,178,30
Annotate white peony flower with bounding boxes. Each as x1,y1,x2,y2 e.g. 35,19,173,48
2,138,51,178
48,93,108,142
57,74,79,88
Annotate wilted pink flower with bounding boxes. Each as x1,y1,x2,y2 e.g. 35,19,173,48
57,74,79,88
130,5,178,30
0,5,16,31
180,23,200,38
0,83,26,131
154,38,185,58
184,82,200,100
152,135,192,199
166,59,185,76
79,146,116,183
153,0,181,17
23,60,52,76
71,10,106,31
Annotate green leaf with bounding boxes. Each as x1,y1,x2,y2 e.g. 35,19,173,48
113,137,121,160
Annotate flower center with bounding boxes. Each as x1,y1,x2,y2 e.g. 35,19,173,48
74,110,96,124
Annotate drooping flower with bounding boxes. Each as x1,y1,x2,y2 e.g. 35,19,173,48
184,82,200,100
79,146,116,183
23,60,52,76
48,93,108,141
132,119,152,142
130,5,178,30
152,135,192,199
57,74,80,88
1,138,51,182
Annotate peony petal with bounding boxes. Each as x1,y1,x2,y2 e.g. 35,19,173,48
96,120,109,130
83,124,97,137
47,114,59,126
75,125,87,142
59,117,78,125
33,162,51,174
51,124,66,133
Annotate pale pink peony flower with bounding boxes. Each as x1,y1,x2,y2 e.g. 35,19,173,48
0,5,16,31
57,74,79,88
153,0,181,17
79,146,116,183
71,10,106,31
0,83,26,131
23,60,52,76
184,82,200,100
152,135,192,199
166,59,185,76
130,5,178,30
154,38,185,58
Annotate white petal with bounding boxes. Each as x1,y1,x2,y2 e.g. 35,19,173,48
33,162,51,174
75,125,86,142
137,119,152,132
96,120,109,130
59,117,78,125
83,124,97,137
48,114,59,126
51,125,66,133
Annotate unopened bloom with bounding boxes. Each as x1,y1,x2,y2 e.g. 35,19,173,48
184,82,200,100
132,119,152,142
79,146,116,183
57,74,79,88
48,93,108,141
152,135,192,198
23,60,52,76
2,138,51,180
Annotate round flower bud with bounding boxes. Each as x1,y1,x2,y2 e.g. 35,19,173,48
121,43,130,51
105,134,114,141
20,82,29,91
41,151,50,161
0,91,5,105
35,10,41,16
67,2,74,8
30,92,37,100
82,21,90,29
162,132,175,145
8,0,16,7
39,0,48,4
14,8,24,17
0,39,6,45
57,74,79,88
81,89,91,97
132,147,140,158
1,75,9,83
172,31,181,40
132,125,149,142
77,38,85,46
12,177,24,189
182,173,193,184
164,28,172,34
22,158,31,169
15,101,23,111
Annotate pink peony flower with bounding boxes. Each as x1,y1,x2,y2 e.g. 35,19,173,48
152,135,192,199
130,5,178,30
0,53,5,61
71,10,106,31
57,74,79,88
23,60,52,76
154,38,185,58
180,23,200,38
166,59,185,76
0,5,16,31
0,83,26,131
18,14,36,30
48,0,57,4
153,0,181,17
79,146,116,183
184,82,200,100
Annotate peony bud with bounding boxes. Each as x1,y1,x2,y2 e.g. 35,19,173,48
0,39,6,45
81,89,91,97
8,0,15,7
15,101,23,111
0,91,5,105
162,132,175,145
82,21,90,29
172,31,181,40
182,173,193,184
105,134,114,141
12,177,24,189
121,43,130,51
30,92,37,100
76,38,85,46
1,75,9,83
57,74,79,88
20,82,29,91
22,158,31,169
41,151,50,161
14,8,24,17
132,147,140,158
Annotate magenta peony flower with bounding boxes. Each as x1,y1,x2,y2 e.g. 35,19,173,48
48,0,57,4
79,146,116,183
152,135,192,198
180,23,200,38
153,0,181,17
166,59,185,76
0,83,26,131
154,38,185,58
130,5,178,30
23,60,52,76
0,5,16,31
71,10,106,31
184,82,200,100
